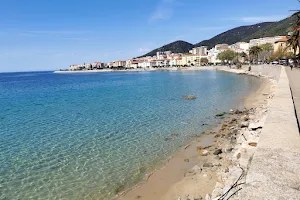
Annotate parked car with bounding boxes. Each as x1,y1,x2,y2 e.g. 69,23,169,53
272,61,279,65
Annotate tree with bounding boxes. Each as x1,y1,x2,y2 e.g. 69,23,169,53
249,46,263,64
287,11,300,66
260,43,274,62
240,52,248,63
200,57,209,65
271,46,293,60
217,50,236,64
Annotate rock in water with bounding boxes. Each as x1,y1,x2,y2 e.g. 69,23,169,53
213,149,222,155
202,150,209,156
203,162,214,168
183,95,197,100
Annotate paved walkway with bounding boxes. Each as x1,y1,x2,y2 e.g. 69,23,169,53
286,67,300,132
240,67,300,199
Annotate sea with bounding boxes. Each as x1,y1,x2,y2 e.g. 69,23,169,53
0,70,261,200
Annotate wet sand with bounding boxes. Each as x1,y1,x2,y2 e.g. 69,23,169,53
115,69,273,200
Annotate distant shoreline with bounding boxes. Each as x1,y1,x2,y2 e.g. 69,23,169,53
53,66,216,73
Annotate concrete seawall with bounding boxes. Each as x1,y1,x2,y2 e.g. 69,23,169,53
240,66,300,199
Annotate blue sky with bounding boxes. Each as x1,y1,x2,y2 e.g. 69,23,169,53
0,0,299,72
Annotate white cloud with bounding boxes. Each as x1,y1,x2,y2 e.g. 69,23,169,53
149,0,179,22
224,15,287,23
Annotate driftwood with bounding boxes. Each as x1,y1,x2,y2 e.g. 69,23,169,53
218,167,245,200
241,133,247,141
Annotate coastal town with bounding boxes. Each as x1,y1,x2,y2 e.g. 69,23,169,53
67,35,291,72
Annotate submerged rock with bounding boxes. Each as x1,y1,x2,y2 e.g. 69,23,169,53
216,112,226,117
183,95,197,100
213,149,222,155
215,156,222,160
203,162,214,168
202,150,209,156
224,147,234,153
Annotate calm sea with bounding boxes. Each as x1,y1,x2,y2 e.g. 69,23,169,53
0,70,261,200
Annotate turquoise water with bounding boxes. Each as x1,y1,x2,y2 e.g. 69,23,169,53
0,70,261,200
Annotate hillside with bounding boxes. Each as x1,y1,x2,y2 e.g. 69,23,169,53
194,22,274,49
242,15,296,42
140,14,296,57
141,40,193,57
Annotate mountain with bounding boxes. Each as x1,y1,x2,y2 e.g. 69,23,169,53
194,22,274,49
141,14,296,57
241,15,296,42
141,40,193,57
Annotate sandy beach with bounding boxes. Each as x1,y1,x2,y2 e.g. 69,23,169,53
114,65,280,200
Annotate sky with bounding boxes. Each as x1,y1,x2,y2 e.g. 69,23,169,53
0,0,299,72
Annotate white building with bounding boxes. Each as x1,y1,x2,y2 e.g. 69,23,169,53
249,36,285,47
126,59,139,68
229,42,249,52
138,61,156,68
156,51,172,60
207,44,229,64
191,46,208,55
169,59,178,66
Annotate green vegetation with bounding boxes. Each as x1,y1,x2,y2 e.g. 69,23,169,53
287,11,300,65
200,57,209,65
141,40,193,57
195,22,274,49
249,46,263,63
260,43,274,61
217,50,236,64
272,46,293,60
140,14,296,57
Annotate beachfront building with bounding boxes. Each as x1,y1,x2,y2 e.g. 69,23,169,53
138,61,156,68
249,36,285,47
191,46,208,55
169,59,179,67
157,51,172,60
92,62,106,69
207,44,229,64
156,59,170,67
215,44,229,51
126,59,139,68
273,36,291,52
70,62,107,71
176,54,200,66
229,42,249,53
109,60,126,68
70,64,84,71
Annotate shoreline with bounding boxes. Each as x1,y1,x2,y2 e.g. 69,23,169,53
114,66,279,200
53,67,216,74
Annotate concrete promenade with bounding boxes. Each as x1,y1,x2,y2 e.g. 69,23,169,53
240,66,300,199
286,67,300,131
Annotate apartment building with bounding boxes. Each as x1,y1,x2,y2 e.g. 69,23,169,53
249,36,285,47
